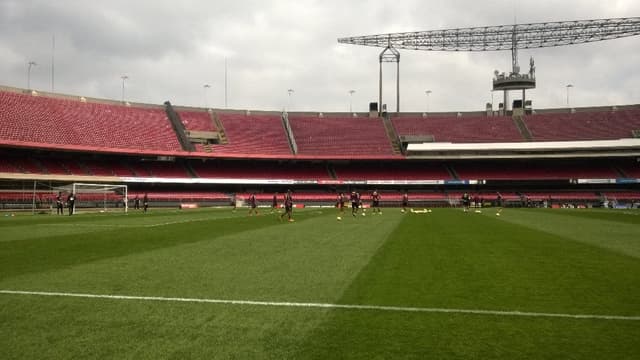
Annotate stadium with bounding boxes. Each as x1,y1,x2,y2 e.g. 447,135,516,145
1,2,639,359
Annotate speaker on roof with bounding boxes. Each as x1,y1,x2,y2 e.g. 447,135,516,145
369,102,378,111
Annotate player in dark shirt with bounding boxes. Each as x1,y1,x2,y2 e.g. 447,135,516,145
336,192,346,220
371,190,382,215
401,191,409,213
56,192,64,215
67,193,76,216
280,190,294,222
143,193,149,213
462,192,470,212
248,193,259,216
133,195,140,210
496,192,504,216
350,191,360,217
271,193,278,213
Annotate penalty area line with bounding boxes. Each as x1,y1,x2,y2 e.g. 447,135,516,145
1,290,639,321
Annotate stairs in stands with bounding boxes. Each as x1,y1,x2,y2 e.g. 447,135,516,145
282,113,298,154
202,143,213,152
327,163,337,180
381,115,403,155
211,112,229,145
513,115,533,141
164,101,195,151
445,164,460,180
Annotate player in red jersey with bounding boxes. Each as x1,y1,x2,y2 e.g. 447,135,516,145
350,191,360,217
248,193,259,216
336,192,346,220
371,190,382,215
401,191,409,213
280,189,294,222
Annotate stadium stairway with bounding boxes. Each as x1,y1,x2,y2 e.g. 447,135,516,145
512,115,533,141
164,101,196,152
282,113,298,155
212,112,229,145
382,115,403,155
326,163,338,179
445,164,460,180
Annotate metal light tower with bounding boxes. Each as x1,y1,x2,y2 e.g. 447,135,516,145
121,75,129,103
566,84,574,107
425,90,432,114
203,84,211,108
349,89,356,112
27,61,37,89
379,40,400,116
339,17,640,114
287,89,295,111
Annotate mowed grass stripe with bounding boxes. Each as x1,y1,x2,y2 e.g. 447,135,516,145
296,208,640,359
0,209,406,304
0,209,317,281
496,208,640,259
332,209,640,315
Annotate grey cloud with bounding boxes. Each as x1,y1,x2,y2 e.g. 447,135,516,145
0,0,638,112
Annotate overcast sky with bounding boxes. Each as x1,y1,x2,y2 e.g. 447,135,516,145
1,0,639,112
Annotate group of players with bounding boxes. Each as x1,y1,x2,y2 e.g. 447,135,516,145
249,190,502,221
244,189,411,222
335,190,386,220
245,189,294,222
54,192,150,215
54,192,76,216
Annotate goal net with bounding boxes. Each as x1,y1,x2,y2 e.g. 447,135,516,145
57,183,128,214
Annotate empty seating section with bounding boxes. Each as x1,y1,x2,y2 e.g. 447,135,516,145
38,158,70,175
0,158,19,173
602,191,640,200
16,158,44,174
289,117,394,156
453,161,618,180
616,161,640,178
0,91,182,152
178,110,217,132
191,162,330,180
107,161,136,177
60,159,89,175
213,114,291,155
83,160,115,176
334,163,452,180
392,116,523,143
135,162,191,178
523,110,640,141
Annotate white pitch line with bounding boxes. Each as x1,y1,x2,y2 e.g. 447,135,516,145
1,290,638,321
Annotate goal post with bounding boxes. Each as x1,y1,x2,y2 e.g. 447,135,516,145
57,183,128,214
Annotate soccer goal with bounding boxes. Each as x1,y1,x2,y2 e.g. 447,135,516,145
57,183,128,214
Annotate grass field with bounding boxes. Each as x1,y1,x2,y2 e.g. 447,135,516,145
1,207,639,359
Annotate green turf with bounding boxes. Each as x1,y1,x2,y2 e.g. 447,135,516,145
1,207,639,359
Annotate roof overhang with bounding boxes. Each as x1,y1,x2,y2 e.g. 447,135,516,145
406,139,640,159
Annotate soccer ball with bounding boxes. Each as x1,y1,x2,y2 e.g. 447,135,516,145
496,213,501,216
401,209,405,213
475,210,482,214
362,212,366,217
337,216,342,221
427,209,432,213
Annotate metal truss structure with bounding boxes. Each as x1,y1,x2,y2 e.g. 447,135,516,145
338,17,640,115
